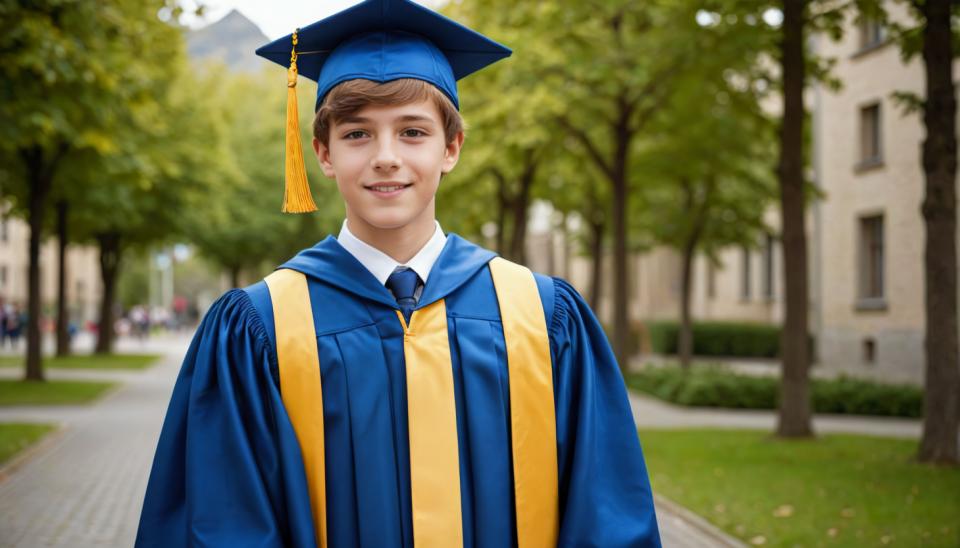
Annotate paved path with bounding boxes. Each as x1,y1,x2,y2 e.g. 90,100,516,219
629,390,922,439
0,335,190,548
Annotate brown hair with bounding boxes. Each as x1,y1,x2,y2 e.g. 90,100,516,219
313,78,464,146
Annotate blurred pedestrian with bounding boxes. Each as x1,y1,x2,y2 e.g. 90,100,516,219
0,297,7,348
6,303,24,350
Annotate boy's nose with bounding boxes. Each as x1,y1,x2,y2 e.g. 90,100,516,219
371,141,401,171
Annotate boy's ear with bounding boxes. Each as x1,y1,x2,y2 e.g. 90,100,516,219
441,131,465,174
312,137,336,178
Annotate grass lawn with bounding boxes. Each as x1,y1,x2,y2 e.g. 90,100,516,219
0,353,160,370
639,429,960,547
0,380,116,406
0,423,56,465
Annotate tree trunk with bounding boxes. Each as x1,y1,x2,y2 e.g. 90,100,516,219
493,169,508,255
678,177,711,370
95,232,122,354
508,154,537,264
611,106,633,375
588,218,605,314
230,266,241,289
23,147,51,382
508,194,529,263
918,0,959,464
678,240,696,370
776,0,813,438
56,200,70,357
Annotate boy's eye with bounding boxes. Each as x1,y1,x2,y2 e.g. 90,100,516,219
401,128,426,138
343,130,367,140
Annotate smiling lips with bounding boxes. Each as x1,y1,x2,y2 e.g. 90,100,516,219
365,182,413,197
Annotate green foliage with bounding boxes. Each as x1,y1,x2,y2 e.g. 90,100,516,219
635,9,779,262
630,364,779,407
116,248,150,310
627,365,924,417
0,0,192,216
641,429,960,547
439,1,566,243
180,66,343,283
647,320,783,357
813,375,922,417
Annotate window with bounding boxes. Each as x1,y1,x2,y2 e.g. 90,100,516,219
862,337,876,364
859,215,884,301
741,246,751,301
762,233,775,300
858,17,884,50
859,103,882,166
0,265,6,286
0,215,7,243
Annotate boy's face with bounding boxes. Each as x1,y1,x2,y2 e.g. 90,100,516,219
313,98,464,234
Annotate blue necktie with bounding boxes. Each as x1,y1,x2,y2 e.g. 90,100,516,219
386,267,421,325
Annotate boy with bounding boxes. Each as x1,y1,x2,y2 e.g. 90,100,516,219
136,1,661,546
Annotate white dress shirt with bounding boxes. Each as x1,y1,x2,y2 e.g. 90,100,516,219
336,220,447,299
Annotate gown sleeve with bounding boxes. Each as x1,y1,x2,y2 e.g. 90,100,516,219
135,289,316,548
549,278,662,547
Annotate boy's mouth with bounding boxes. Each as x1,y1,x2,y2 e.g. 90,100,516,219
364,182,413,197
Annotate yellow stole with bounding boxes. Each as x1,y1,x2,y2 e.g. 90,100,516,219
265,258,558,548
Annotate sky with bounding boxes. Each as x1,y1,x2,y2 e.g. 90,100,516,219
182,0,445,40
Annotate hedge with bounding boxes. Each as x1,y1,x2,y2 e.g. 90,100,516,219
645,320,814,359
626,365,923,418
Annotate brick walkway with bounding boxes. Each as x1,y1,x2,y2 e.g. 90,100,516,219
0,334,748,547
0,335,189,548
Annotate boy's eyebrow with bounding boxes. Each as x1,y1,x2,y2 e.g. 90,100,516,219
395,114,437,124
338,114,438,125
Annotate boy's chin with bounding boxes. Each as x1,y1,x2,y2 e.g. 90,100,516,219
354,211,432,233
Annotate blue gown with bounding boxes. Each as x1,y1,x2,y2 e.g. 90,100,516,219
135,234,661,547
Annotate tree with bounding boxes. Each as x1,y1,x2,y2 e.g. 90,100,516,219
774,0,816,437
450,1,697,360
61,14,215,353
638,46,778,368
0,0,183,378
877,0,960,464
535,0,701,372
684,0,851,436
440,1,565,261
182,67,343,287
915,0,960,467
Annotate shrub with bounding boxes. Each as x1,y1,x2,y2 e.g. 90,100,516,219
625,365,922,418
644,320,815,359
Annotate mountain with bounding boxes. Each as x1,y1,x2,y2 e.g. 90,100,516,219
186,9,270,73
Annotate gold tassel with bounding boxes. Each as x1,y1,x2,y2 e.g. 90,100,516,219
282,29,318,214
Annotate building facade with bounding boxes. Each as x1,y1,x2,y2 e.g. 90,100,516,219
0,208,102,330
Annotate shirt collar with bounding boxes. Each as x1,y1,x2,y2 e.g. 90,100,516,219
336,219,447,286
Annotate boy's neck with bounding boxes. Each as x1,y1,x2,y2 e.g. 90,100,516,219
344,212,437,265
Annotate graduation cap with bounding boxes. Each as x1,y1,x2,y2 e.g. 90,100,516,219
255,0,512,214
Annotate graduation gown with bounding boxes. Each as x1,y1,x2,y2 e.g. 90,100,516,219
135,234,661,547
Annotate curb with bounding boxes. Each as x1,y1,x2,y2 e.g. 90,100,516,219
655,493,746,547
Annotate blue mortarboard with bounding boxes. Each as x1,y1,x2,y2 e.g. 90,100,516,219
254,0,511,215
255,0,512,111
